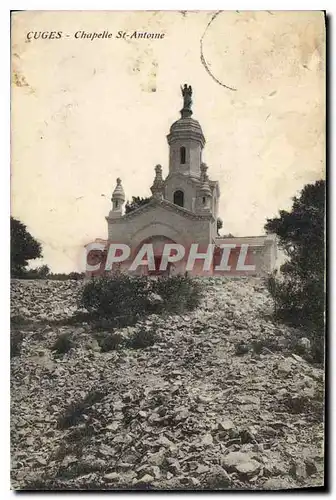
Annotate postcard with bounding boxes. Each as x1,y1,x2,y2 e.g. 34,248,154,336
11,10,326,491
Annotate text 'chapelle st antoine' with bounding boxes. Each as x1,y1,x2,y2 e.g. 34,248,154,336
26,30,166,41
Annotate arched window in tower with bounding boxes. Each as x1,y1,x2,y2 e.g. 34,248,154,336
180,146,186,164
173,190,184,207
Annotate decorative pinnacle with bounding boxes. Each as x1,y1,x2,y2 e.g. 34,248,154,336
112,177,125,201
200,163,209,181
154,164,163,179
200,163,211,195
151,165,164,199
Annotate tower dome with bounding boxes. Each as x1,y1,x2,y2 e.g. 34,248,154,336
112,177,125,202
167,84,205,177
168,117,205,147
109,178,125,219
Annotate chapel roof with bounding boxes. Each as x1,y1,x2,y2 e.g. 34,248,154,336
167,117,205,147
169,117,203,135
106,196,214,224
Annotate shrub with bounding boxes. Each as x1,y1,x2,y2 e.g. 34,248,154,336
127,326,157,349
265,180,325,364
48,272,85,281
80,274,150,323
79,273,202,325
152,274,202,314
234,341,250,356
57,389,107,429
251,337,284,355
51,332,74,355
11,315,30,326
125,196,151,214
23,265,50,279
11,330,24,358
266,273,324,363
95,331,123,352
21,477,57,491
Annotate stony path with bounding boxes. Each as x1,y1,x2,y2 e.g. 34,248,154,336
11,278,324,490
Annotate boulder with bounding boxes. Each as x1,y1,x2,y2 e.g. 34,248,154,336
218,419,235,431
222,451,261,478
104,472,120,482
262,477,293,490
136,474,155,484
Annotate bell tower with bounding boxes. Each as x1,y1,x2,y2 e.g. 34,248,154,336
166,84,205,179
108,178,125,219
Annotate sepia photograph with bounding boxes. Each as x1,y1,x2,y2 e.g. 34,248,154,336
10,10,326,491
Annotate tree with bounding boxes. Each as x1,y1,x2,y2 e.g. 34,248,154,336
216,217,223,235
265,180,325,278
11,217,42,277
265,179,325,361
25,265,51,279
125,196,151,214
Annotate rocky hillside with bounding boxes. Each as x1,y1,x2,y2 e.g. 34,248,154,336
10,277,324,491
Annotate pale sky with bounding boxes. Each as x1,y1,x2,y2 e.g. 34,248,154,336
11,10,325,272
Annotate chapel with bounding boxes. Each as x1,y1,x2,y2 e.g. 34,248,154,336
105,85,277,275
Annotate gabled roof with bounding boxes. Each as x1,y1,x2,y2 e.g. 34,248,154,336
106,197,214,224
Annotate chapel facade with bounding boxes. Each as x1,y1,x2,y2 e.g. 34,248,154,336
104,85,277,276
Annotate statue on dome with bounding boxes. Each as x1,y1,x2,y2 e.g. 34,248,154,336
181,84,193,111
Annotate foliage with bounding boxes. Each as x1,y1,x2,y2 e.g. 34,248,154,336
11,330,24,358
51,332,74,355
11,315,30,326
80,273,202,325
23,265,51,279
265,180,325,362
57,389,107,429
48,272,85,281
16,267,85,281
10,217,83,281
95,331,123,352
125,196,151,214
216,217,223,235
265,180,325,277
80,273,151,323
127,326,158,349
11,217,42,277
153,274,202,313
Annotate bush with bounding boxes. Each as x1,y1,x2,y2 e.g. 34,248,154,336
153,274,202,314
48,272,85,281
80,274,150,323
265,180,325,363
127,326,158,349
57,389,107,429
23,265,50,279
11,217,42,277
125,196,151,214
95,331,123,352
266,273,324,363
251,337,284,355
80,273,202,325
11,315,30,326
11,330,24,358
51,332,74,355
